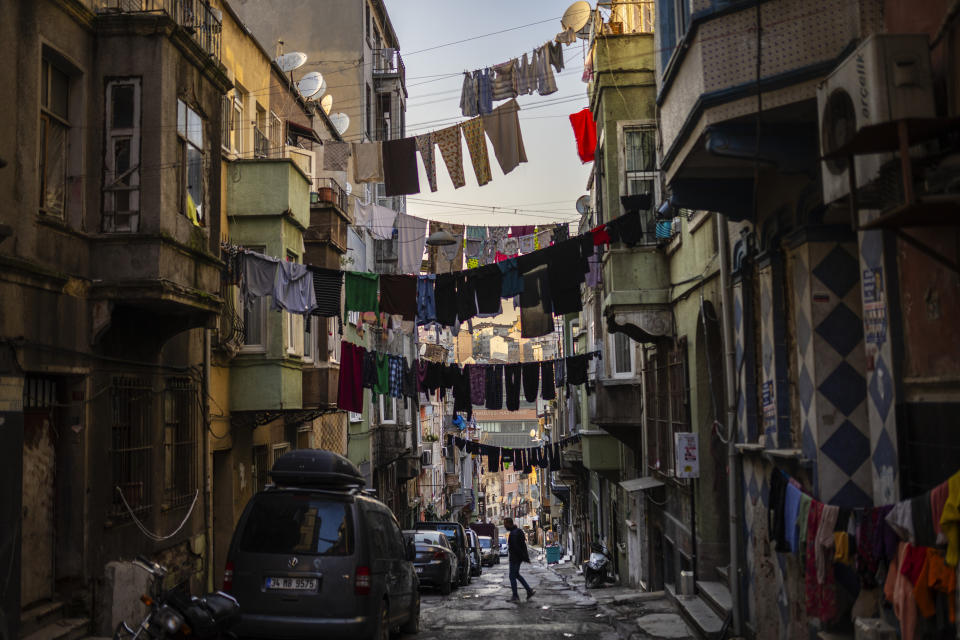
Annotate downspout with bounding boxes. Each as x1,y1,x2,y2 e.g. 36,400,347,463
717,214,741,635
203,329,213,592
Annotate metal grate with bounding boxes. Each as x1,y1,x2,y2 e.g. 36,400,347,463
110,376,153,518
163,377,198,509
252,445,269,493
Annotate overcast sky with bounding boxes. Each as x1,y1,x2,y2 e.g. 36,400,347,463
383,0,593,230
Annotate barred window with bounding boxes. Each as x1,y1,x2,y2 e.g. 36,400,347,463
252,445,270,494
163,377,198,509
110,377,153,520
644,339,688,475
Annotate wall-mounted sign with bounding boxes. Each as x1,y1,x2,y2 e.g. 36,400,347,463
674,432,700,479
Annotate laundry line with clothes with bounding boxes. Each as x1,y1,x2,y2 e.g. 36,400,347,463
448,433,582,476
234,208,645,339
765,466,959,637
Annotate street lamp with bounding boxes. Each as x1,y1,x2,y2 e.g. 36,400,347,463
425,229,457,246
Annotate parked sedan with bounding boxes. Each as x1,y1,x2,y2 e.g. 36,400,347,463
477,536,499,566
499,536,509,557
403,530,458,595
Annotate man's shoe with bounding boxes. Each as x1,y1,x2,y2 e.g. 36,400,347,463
526,589,535,600
507,596,520,603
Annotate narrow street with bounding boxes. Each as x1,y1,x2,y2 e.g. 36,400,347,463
407,553,696,640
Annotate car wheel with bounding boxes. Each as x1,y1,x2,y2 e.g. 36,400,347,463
440,575,452,595
399,589,420,634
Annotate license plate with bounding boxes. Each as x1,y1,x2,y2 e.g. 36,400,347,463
266,577,318,591
415,567,423,574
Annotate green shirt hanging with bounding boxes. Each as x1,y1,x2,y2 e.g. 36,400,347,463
345,271,379,313
374,353,390,396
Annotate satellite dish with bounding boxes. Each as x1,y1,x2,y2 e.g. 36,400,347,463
320,94,333,115
275,51,307,72
575,195,591,215
297,71,324,99
561,1,591,32
329,112,350,136
345,182,352,196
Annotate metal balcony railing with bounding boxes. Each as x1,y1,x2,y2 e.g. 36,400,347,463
594,1,655,35
312,177,348,213
253,127,269,159
96,0,222,60
372,48,405,84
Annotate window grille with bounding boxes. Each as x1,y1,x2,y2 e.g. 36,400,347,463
163,376,198,509
110,376,153,519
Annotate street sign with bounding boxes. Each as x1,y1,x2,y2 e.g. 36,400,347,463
674,432,699,478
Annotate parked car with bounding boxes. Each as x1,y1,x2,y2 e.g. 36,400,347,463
477,536,499,566
224,450,420,640
468,523,499,549
402,530,458,595
412,522,471,586
465,529,482,577
498,536,509,557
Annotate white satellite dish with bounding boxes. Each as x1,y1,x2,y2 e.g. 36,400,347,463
320,94,333,115
345,182,353,196
297,71,324,99
275,51,307,72
329,112,350,136
575,195,591,215
561,1,592,32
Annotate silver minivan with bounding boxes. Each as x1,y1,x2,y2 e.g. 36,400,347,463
224,451,419,640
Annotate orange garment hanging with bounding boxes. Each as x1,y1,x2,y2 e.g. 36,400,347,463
913,548,956,623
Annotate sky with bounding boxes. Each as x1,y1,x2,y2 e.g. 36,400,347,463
382,0,593,230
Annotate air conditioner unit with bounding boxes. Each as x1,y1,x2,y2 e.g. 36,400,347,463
420,450,433,467
450,490,464,507
818,34,935,205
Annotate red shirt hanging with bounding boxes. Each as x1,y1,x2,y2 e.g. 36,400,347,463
569,108,597,163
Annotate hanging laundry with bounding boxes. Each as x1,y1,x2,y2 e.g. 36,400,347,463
395,213,428,274
566,353,589,386
322,140,351,172
461,117,492,186
534,44,558,95
569,108,597,163
942,469,960,567
345,271,379,313
520,264,553,338
272,260,317,314
416,274,436,325
556,26,576,44
414,133,438,193
591,224,611,245
535,227,554,249
784,483,802,552
433,273,458,327
510,225,535,237
241,251,279,307
931,480,950,546
912,548,956,624
656,219,673,239
553,358,564,388
465,234,484,259
548,41,565,72
402,358,417,400
374,353,390,397
455,272,477,323
471,264,503,315
469,364,486,405
768,470,790,552
910,492,939,547
352,141,383,183
548,240,586,314
487,447,501,473
388,355,404,399
460,71,479,117
485,364,503,410
482,99,528,175
307,266,343,318
517,52,536,95
491,59,519,100
498,257,524,297
336,341,365,413
434,124,466,189
484,226,509,265
518,234,536,254
805,501,839,621
476,68,494,115
521,362,540,403
382,137,420,197
379,274,417,321
354,202,397,240
501,236,519,256
608,210,645,247
585,252,602,287
452,366,473,419
885,542,918,640
816,504,839,584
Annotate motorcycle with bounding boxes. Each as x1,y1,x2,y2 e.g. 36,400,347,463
583,542,615,588
113,556,240,640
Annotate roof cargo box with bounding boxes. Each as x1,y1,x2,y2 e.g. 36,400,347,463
268,450,365,487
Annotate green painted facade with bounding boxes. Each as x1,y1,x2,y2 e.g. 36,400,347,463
581,432,621,471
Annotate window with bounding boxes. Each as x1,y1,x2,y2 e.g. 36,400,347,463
644,340,688,475
286,253,304,356
296,425,313,449
103,79,142,232
365,83,372,138
303,316,316,363
177,99,205,225
623,125,658,245
611,332,635,378
39,56,71,217
272,442,290,464
241,245,266,352
238,494,354,556
221,94,232,151
163,377,198,509
270,111,282,155
328,317,341,363
380,396,397,424
231,90,245,154
109,377,153,519
254,103,268,158
252,445,269,493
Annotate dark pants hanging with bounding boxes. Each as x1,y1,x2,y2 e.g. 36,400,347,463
522,362,540,402
504,363,522,411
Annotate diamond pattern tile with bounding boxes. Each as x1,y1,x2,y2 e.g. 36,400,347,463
815,303,863,357
813,245,860,298
748,474,759,503
821,420,871,476
798,365,814,414
734,295,743,330
869,355,893,421
830,479,873,508
860,229,883,268
796,306,811,354
794,257,809,297
872,428,897,472
819,361,866,416
802,420,817,461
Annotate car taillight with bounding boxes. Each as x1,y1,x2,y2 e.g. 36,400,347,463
222,562,234,593
432,550,445,561
355,566,371,595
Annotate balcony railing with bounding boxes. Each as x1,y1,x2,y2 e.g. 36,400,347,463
96,0,222,60
372,48,405,84
594,1,655,35
311,177,348,213
253,127,269,159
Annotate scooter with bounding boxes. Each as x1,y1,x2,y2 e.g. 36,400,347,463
584,542,616,588
113,556,240,640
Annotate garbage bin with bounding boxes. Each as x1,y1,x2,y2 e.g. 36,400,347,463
546,545,562,564
679,570,695,596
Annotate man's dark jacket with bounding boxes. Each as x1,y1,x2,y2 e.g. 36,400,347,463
507,526,530,563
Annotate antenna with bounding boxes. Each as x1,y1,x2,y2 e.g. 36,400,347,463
320,94,333,115
276,51,308,73
575,195,591,215
297,71,324,99
329,112,350,136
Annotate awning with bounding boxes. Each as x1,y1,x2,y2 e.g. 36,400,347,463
288,120,321,143
668,178,754,221
550,482,571,505
619,477,665,493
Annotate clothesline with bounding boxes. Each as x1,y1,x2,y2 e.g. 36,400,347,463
448,433,582,476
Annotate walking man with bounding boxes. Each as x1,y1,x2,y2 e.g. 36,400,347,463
504,517,534,602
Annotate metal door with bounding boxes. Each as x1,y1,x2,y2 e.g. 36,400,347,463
21,378,57,606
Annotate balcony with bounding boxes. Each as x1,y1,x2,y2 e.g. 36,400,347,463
372,48,405,86
590,378,643,444
601,246,673,342
580,430,621,472
226,158,311,230
253,127,269,159
305,178,350,269
95,0,222,60
657,0,881,187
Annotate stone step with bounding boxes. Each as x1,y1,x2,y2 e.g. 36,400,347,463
668,585,725,640
715,564,729,587
21,618,89,640
19,601,65,638
696,580,732,620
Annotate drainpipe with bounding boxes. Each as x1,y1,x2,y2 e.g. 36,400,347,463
203,328,213,592
717,214,741,635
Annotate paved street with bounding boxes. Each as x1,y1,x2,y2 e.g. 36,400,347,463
405,553,696,640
